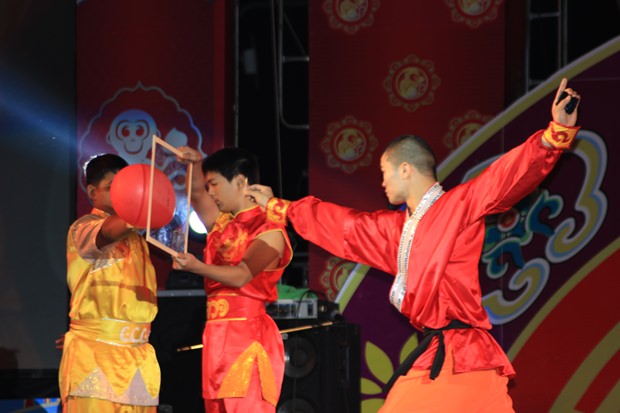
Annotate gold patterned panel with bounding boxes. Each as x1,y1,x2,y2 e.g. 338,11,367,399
217,341,278,406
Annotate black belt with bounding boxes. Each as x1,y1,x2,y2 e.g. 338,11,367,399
383,320,472,393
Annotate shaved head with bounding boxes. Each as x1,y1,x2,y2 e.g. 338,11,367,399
383,135,437,179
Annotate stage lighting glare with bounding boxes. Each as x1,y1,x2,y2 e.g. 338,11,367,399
189,210,207,235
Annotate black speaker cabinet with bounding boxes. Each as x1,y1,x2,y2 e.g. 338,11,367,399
151,292,206,413
276,322,361,413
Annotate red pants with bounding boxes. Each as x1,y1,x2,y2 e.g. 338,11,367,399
204,396,275,413
379,347,515,413
204,365,276,413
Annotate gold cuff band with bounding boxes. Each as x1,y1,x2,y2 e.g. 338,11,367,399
542,121,580,150
266,197,290,225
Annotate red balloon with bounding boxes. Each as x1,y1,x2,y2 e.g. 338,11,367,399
110,164,176,229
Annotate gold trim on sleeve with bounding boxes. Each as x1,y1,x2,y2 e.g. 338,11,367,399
542,121,580,150
266,198,291,225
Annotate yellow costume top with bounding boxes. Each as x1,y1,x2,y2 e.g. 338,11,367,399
59,208,160,406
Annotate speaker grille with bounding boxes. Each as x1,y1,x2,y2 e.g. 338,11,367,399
277,322,361,413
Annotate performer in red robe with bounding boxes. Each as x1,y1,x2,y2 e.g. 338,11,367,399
173,147,292,413
246,78,580,412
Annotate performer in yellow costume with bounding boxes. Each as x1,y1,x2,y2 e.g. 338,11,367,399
173,147,292,413
59,154,160,412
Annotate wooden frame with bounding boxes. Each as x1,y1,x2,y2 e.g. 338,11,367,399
145,135,193,256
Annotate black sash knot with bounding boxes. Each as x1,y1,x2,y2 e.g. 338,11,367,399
383,319,472,393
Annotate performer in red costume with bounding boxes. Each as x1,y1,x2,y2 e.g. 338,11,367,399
246,78,580,412
173,147,292,413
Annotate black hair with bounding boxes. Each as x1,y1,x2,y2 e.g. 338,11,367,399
84,153,128,186
383,134,437,179
202,147,259,184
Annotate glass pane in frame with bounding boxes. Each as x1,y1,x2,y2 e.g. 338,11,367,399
146,135,193,256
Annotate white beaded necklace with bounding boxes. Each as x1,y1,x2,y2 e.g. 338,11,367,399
389,182,445,312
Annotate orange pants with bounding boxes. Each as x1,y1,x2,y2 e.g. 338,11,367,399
204,366,276,413
63,397,157,413
204,395,275,413
379,348,515,413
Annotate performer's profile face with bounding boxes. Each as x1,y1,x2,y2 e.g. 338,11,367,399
204,171,243,213
380,154,406,205
87,171,116,214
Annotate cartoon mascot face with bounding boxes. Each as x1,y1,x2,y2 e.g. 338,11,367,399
106,109,159,161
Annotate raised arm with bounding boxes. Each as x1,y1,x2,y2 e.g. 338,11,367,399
551,77,579,128
246,185,401,275
540,77,580,149
461,77,581,221
177,146,220,232
96,214,136,248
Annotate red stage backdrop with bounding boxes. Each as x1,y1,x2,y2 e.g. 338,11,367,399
76,0,230,287
307,0,505,299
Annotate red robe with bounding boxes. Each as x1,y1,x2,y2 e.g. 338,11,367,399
280,130,566,377
202,205,292,405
